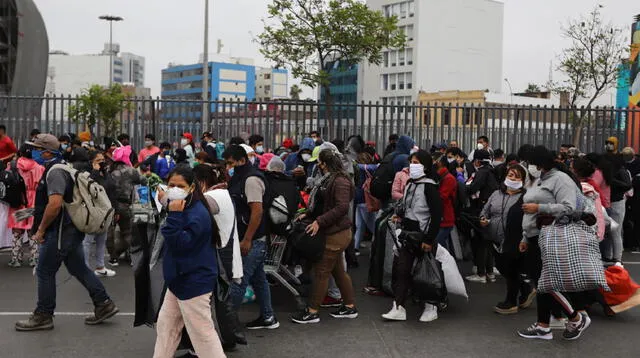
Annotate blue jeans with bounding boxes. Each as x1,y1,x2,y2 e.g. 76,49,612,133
435,227,454,252
36,225,110,315
230,239,274,319
83,232,108,269
355,203,376,249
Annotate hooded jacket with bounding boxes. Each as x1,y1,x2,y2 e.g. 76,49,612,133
392,135,415,173
607,136,619,153
284,137,315,174
7,157,45,229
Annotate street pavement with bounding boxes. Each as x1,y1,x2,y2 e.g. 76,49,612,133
1,248,639,358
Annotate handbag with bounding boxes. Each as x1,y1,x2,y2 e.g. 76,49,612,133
288,220,326,262
411,252,446,303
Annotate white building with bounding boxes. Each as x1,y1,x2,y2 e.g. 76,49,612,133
255,68,289,101
120,52,146,88
357,0,504,106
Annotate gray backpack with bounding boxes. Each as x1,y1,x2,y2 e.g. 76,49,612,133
47,164,114,234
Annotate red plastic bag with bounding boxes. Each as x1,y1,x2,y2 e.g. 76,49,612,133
600,266,640,306
299,191,310,210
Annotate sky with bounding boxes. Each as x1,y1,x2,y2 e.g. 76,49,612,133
33,0,633,104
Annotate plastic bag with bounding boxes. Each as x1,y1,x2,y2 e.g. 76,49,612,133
412,252,446,303
435,244,468,299
601,266,640,306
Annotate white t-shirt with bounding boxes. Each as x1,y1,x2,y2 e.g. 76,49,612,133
205,189,243,280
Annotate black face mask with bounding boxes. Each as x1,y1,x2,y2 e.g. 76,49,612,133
98,162,107,171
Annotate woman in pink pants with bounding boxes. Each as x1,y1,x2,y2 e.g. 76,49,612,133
153,167,225,358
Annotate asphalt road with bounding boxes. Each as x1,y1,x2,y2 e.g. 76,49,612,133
1,248,639,358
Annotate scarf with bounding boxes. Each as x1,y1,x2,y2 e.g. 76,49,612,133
307,172,333,214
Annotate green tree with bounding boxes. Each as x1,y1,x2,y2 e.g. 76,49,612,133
68,84,130,139
525,83,541,93
289,84,303,100
553,6,627,146
259,0,405,134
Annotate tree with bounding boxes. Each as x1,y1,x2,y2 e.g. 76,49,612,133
525,83,541,93
259,0,405,134
290,84,303,100
68,84,130,139
553,6,627,146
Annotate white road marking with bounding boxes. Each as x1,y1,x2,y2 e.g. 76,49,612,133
0,312,135,316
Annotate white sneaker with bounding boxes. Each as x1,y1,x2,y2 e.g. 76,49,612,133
549,316,568,330
419,303,438,322
472,266,478,275
382,302,407,321
465,274,487,283
492,267,502,276
95,268,116,277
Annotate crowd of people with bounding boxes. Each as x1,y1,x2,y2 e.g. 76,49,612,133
1,122,640,357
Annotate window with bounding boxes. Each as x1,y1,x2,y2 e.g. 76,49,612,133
398,73,405,90
383,51,389,67
400,2,407,18
406,25,414,41
443,109,451,125
462,108,471,125
264,73,271,80
265,85,271,92
389,73,397,91
398,49,405,66
406,48,413,65
392,4,400,17
406,72,413,89
390,50,396,66
423,109,431,126
474,108,482,125
381,74,389,91
383,5,391,17
408,1,415,17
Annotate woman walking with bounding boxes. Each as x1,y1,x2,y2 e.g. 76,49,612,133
153,167,225,358
291,149,358,324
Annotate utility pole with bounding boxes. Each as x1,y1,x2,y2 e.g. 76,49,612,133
99,15,124,87
202,0,210,132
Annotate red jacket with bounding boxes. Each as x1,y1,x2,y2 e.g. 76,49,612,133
438,167,457,228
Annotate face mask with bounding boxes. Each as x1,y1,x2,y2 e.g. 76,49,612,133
228,167,235,177
32,149,44,165
477,143,485,151
409,148,418,155
61,143,68,150
504,179,523,190
163,150,171,156
166,187,189,201
447,157,456,164
256,145,264,154
301,153,311,162
249,157,256,165
98,162,107,170
180,139,189,147
528,165,541,179
409,163,425,179
144,140,153,147
605,144,614,152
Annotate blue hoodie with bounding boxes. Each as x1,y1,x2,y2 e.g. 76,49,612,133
392,135,415,172
284,137,316,174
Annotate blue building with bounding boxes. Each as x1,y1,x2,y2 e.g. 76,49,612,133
319,59,358,120
161,61,256,121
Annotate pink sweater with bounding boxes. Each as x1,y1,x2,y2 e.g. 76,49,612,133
591,169,611,208
7,157,45,229
392,168,410,201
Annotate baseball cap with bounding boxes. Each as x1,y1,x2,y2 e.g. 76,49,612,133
25,134,60,152
182,132,193,141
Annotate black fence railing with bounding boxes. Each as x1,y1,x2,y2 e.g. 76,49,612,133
1,95,638,154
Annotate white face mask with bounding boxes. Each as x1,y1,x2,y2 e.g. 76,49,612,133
504,179,523,190
477,143,485,151
528,165,541,179
409,163,425,179
249,156,256,165
180,139,189,147
144,140,153,147
166,187,189,201
447,157,456,164
301,153,311,162
256,145,264,154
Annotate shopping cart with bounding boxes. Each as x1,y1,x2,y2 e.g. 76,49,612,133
264,235,302,299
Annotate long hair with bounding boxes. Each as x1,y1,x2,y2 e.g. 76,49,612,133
193,163,227,189
409,149,437,181
318,149,346,176
167,166,222,247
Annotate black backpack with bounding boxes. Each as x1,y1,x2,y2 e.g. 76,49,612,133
370,153,399,202
0,160,27,209
264,171,300,235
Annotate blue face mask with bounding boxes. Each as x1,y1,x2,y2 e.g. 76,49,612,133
31,149,45,165
228,167,235,177
61,143,68,151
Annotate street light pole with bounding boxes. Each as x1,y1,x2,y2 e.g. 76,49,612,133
202,0,210,133
99,15,124,88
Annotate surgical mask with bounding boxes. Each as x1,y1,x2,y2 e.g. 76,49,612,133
605,143,614,152
447,157,456,164
409,148,418,155
301,153,311,162
528,165,541,179
504,179,523,190
477,143,485,151
256,145,264,154
180,139,189,147
163,150,171,156
61,143,68,151
144,140,153,147
228,167,235,177
166,187,189,201
249,157,256,165
409,163,425,179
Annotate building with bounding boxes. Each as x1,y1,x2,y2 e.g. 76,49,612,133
120,52,146,88
357,0,504,107
319,59,359,120
255,68,288,101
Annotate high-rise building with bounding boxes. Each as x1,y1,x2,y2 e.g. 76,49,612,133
357,0,504,107
255,68,288,101
120,52,145,88
319,59,359,120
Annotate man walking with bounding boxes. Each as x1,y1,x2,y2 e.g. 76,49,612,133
15,134,119,331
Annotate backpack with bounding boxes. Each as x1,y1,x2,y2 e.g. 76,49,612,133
363,169,381,212
47,163,115,234
213,141,225,160
0,160,27,209
264,171,300,235
370,153,398,202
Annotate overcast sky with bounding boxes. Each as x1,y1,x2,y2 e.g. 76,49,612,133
34,0,633,103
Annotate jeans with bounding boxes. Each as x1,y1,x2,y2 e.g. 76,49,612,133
230,240,274,319
354,203,376,249
435,227,454,252
84,232,108,269
36,225,110,315
608,200,626,262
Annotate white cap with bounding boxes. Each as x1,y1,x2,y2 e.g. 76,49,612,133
240,144,254,154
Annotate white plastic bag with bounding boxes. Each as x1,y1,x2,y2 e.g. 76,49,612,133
435,244,468,299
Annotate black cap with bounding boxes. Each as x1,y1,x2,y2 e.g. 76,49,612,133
474,149,491,161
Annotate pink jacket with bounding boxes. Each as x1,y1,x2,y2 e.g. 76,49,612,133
7,157,45,229
391,168,410,201
591,169,611,208
581,182,605,241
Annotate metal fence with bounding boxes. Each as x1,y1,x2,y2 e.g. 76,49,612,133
1,95,638,154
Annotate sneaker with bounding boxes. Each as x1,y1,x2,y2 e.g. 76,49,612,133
108,258,119,267
518,323,553,340
494,302,518,315
549,316,568,330
94,268,116,277
492,267,502,276
465,274,487,283
246,315,280,330
28,257,37,267
330,305,358,319
382,301,407,321
15,312,54,332
8,259,21,268
519,288,536,309
419,303,438,322
290,309,320,324
562,312,591,341
487,273,497,283
320,296,343,308
355,249,361,256
85,299,119,325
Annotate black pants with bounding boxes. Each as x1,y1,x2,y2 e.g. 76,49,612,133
471,233,493,276
391,246,419,307
494,250,532,306
537,292,586,324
